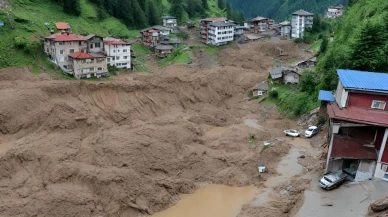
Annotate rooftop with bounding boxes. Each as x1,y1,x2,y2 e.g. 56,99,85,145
292,9,314,16
337,69,388,93
200,17,227,23
279,21,291,25
155,44,173,50
152,25,172,31
327,103,388,127
251,16,268,21
162,16,176,19
209,22,236,27
68,52,94,59
252,82,269,91
84,34,102,40
55,22,70,30
104,37,131,45
270,67,283,79
318,90,335,102
45,32,85,42
329,4,344,9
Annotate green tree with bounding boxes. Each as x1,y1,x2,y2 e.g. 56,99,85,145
318,36,329,56
226,2,233,19
299,70,316,93
170,0,184,22
147,0,160,26
132,0,148,28
218,0,225,9
311,14,322,33
63,0,81,16
202,0,208,9
350,20,388,72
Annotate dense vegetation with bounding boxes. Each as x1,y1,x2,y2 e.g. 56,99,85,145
276,0,388,117
227,0,348,21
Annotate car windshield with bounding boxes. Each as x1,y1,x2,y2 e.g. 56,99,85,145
307,129,313,132
324,177,333,183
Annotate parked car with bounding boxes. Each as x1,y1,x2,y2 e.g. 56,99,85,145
284,129,300,137
319,171,348,190
305,126,319,138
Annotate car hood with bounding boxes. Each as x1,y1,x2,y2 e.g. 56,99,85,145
305,130,312,135
320,177,331,186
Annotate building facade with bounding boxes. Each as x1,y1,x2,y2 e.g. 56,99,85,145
319,69,388,182
251,16,269,33
291,9,314,39
140,28,160,47
67,52,108,79
279,21,291,38
200,17,227,43
103,37,131,69
207,22,235,46
162,16,177,28
326,4,344,19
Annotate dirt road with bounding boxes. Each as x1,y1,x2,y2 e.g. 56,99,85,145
0,40,313,217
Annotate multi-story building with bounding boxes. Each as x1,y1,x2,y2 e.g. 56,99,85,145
162,16,177,28
207,22,236,46
84,35,104,53
140,28,160,48
279,21,291,38
67,52,108,79
291,9,313,39
251,16,269,33
234,26,246,39
326,4,344,19
319,69,388,182
43,32,87,72
200,17,227,43
103,37,131,69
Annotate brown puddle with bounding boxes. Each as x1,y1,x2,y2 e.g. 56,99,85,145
152,184,257,217
204,127,227,136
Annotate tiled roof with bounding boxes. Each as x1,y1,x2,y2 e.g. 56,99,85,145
200,17,227,22
337,69,388,93
45,32,85,41
209,22,236,27
327,103,388,127
55,22,69,30
68,52,94,59
103,37,130,45
331,136,377,160
252,82,269,91
292,9,314,16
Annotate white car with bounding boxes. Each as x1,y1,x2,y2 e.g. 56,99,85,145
319,171,348,190
305,126,319,138
284,129,300,137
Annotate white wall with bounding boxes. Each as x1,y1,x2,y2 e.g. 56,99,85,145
335,81,348,108
105,44,131,69
208,25,234,45
327,159,343,172
355,160,376,181
283,72,300,84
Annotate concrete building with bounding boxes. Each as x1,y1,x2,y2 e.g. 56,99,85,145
43,32,87,73
207,21,236,46
162,16,177,28
152,25,171,36
291,9,314,39
140,28,160,48
326,4,344,19
279,21,291,38
200,17,227,43
269,66,301,84
103,37,131,69
234,26,246,39
85,35,104,53
251,16,269,33
251,82,269,97
154,45,174,58
67,52,108,79
319,69,388,182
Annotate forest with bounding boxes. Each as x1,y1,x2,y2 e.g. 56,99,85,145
49,0,245,29
227,0,348,21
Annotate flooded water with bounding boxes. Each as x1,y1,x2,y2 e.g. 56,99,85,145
243,119,265,131
264,147,303,188
204,127,227,136
152,184,257,217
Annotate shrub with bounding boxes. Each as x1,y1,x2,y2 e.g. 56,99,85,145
317,115,328,126
269,90,279,99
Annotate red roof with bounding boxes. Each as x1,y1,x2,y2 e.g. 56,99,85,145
55,22,69,30
68,52,94,59
149,29,159,33
327,103,388,127
45,32,85,41
331,136,377,160
104,37,130,45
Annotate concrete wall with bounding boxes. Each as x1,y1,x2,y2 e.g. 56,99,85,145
355,160,376,181
328,159,343,172
283,72,300,84
44,40,87,67
71,58,107,79
374,162,388,180
335,81,348,108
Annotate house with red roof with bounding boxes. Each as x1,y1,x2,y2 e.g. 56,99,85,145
103,37,131,69
319,69,388,181
67,52,108,79
55,22,70,31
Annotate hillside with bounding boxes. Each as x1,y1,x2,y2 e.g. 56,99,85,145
0,0,236,71
228,0,348,21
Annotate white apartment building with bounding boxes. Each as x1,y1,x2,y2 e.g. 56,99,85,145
279,21,291,38
207,22,236,46
103,37,131,69
326,4,344,19
291,9,314,39
162,16,177,28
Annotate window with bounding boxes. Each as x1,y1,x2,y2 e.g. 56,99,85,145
98,67,103,70
116,56,120,60
58,42,65,45
114,45,118,48
90,44,94,49
117,50,120,53
372,100,386,110
257,91,263,96
123,56,128,59
123,49,128,52
95,43,100,48
69,49,75,53
89,68,94,72
113,50,116,53
122,63,127,65
81,60,87,63
59,50,64,54
107,58,110,62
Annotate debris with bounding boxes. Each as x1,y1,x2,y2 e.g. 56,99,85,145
298,155,305,159
257,164,266,173
321,203,333,206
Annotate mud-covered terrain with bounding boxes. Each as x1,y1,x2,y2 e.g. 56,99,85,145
0,40,311,217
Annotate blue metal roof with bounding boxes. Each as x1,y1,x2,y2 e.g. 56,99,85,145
319,90,335,102
0,22,4,27
337,69,388,93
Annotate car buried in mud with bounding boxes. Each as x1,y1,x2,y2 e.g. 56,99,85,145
305,126,319,138
319,171,348,190
284,129,300,137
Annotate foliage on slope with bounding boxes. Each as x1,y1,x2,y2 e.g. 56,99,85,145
228,0,348,21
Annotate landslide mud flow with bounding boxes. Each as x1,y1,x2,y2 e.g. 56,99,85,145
0,41,303,217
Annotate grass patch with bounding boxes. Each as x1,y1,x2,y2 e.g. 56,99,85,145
288,58,296,64
157,46,192,67
311,40,322,52
261,83,293,105
132,43,151,55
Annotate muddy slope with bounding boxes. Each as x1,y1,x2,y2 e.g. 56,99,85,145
0,65,296,217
